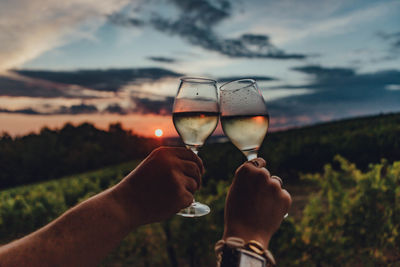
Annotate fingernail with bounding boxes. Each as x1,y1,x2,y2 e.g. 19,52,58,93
250,160,259,167
271,175,283,187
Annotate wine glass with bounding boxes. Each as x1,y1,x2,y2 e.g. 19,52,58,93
220,79,288,218
219,79,269,161
172,77,219,217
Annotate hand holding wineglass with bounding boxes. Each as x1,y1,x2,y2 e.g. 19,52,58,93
172,77,219,217
220,78,289,218
223,159,292,249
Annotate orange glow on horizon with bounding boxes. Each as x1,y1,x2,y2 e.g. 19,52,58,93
0,113,178,137
0,113,225,138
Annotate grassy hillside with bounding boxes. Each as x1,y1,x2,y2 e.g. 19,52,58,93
0,161,138,243
1,157,399,266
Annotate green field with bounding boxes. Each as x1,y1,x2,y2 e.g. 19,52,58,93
0,161,137,243
1,157,399,266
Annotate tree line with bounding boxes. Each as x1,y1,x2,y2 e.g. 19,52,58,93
0,123,158,189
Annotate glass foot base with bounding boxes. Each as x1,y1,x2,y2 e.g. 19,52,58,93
177,202,210,217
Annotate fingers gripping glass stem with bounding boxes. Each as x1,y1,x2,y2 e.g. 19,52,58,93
172,77,218,217
176,145,210,217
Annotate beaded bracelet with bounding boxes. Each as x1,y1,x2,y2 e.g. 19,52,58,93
215,237,276,266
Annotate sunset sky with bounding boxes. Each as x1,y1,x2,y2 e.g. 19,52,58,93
0,0,399,137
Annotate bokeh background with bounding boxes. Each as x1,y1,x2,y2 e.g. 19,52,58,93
0,0,400,266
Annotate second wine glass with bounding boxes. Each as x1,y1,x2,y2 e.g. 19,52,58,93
172,77,219,217
219,79,269,161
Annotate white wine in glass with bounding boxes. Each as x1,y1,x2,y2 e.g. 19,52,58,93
220,79,269,161
220,79,288,218
173,111,219,150
172,77,219,217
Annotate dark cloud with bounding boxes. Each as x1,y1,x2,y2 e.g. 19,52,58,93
109,0,307,60
104,103,128,115
292,65,355,79
377,31,400,49
56,104,98,114
375,31,400,61
14,68,182,92
1,67,181,98
0,104,98,115
0,108,40,115
218,75,277,83
0,68,181,99
107,13,145,27
0,75,78,98
131,96,174,115
149,18,306,59
290,65,400,99
266,65,400,129
168,0,232,26
147,56,177,63
0,98,175,116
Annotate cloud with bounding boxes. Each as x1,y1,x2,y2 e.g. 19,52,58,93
109,0,307,59
218,75,277,83
148,18,306,59
0,96,175,116
0,107,40,115
377,31,400,60
290,65,400,96
147,56,177,63
0,74,84,98
0,67,183,117
291,65,356,85
0,103,98,115
386,84,400,91
377,31,400,49
0,0,131,71
131,96,174,115
11,67,181,94
265,65,400,128
170,0,232,24
56,103,98,114
108,13,145,27
104,103,128,114
249,0,398,46
153,18,306,59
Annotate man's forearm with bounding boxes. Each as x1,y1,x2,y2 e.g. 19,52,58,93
0,187,135,267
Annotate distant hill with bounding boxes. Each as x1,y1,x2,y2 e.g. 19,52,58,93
1,112,399,189
200,112,400,183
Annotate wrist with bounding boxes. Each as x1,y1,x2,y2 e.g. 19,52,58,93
223,226,271,249
108,184,145,230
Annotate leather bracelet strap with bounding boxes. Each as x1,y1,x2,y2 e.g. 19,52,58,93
215,237,276,266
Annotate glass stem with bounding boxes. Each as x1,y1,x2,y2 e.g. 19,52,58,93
246,151,258,161
186,145,199,155
186,145,198,204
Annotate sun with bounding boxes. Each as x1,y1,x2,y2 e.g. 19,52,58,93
154,129,163,137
